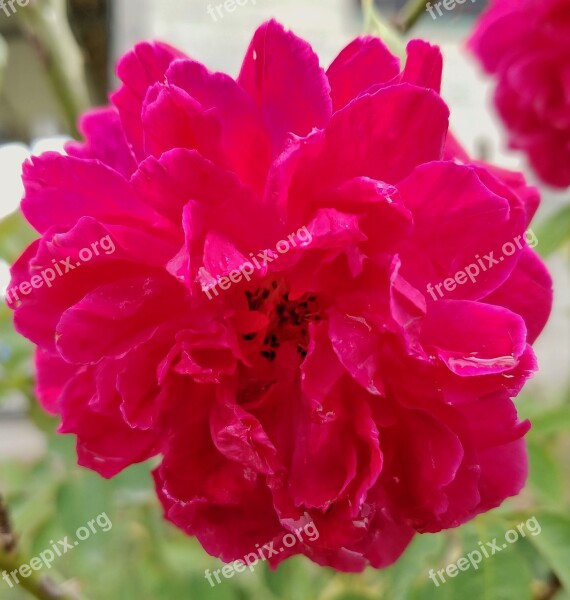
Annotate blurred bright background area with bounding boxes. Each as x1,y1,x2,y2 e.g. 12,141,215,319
0,1,569,600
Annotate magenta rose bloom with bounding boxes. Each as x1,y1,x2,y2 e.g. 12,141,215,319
469,0,570,188
10,21,552,571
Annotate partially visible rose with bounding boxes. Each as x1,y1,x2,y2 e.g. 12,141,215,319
469,0,570,188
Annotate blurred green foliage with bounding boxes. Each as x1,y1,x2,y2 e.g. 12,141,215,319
0,204,569,600
536,205,570,258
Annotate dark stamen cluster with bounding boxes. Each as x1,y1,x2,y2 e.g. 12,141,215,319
241,282,322,362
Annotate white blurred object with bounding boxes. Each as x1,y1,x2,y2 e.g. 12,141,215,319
0,143,29,220
0,261,10,295
0,136,69,220
31,135,69,156
0,136,70,294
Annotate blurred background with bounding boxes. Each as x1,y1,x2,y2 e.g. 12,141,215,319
0,1,569,599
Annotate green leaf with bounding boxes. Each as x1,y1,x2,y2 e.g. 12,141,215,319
535,204,570,257
527,513,570,592
529,405,570,436
0,209,36,264
262,555,318,600
410,518,533,600
10,463,62,552
527,440,565,506
332,594,377,600
383,531,447,600
0,303,34,403
55,470,112,537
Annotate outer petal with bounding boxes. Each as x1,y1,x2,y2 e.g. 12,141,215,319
292,84,449,191
287,383,381,513
238,20,332,152
111,41,187,160
326,37,400,111
483,248,553,343
420,300,527,376
398,161,527,301
154,394,284,561
65,108,137,178
9,215,179,352
141,83,225,166
35,348,78,414
476,438,529,511
211,387,280,476
469,7,534,73
165,59,273,192
400,40,443,93
59,369,160,478
55,275,186,364
21,154,166,234
378,408,465,527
